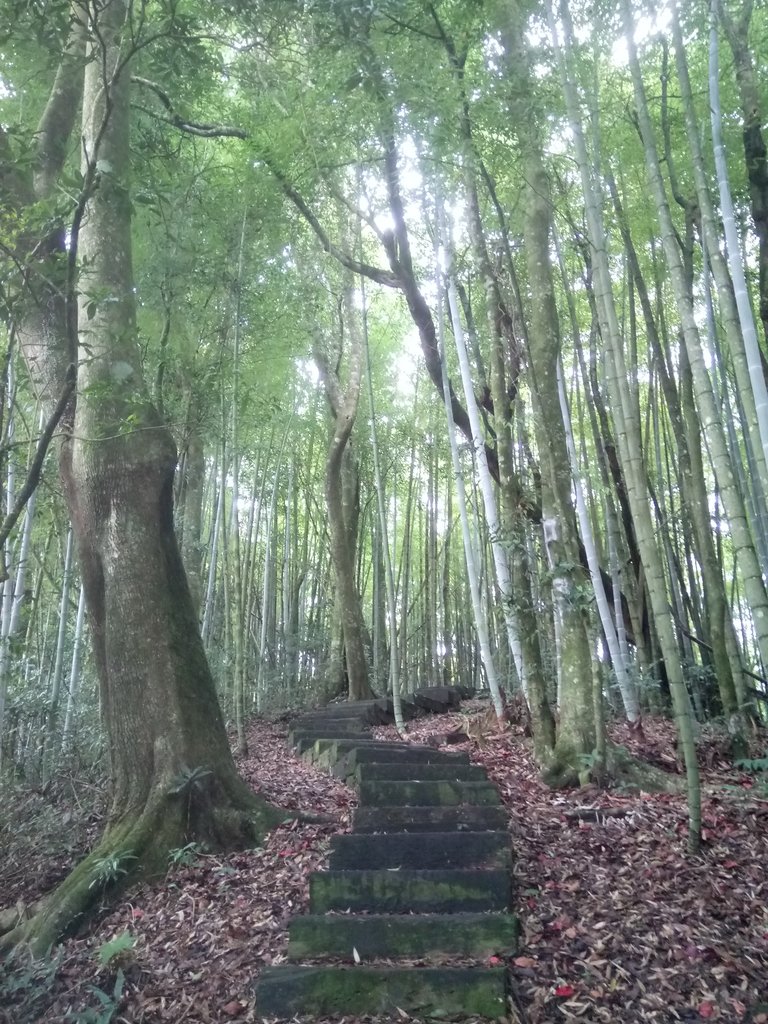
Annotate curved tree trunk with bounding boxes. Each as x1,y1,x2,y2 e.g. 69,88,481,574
500,6,595,781
314,281,374,702
6,0,281,953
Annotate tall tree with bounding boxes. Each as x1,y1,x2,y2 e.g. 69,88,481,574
3,1,281,952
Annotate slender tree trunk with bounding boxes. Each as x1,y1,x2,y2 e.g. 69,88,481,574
550,0,702,844
501,6,595,777
362,277,402,728
620,0,768,675
433,226,502,709
61,582,87,755
715,0,768,346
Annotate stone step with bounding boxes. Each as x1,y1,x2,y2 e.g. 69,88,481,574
454,684,476,698
328,831,510,870
308,700,393,724
289,728,366,750
298,738,396,763
352,804,509,833
309,869,512,913
286,911,519,959
412,685,463,712
358,779,501,807
254,965,507,1019
333,745,470,782
291,716,367,732
411,683,474,699
342,745,470,769
355,762,486,782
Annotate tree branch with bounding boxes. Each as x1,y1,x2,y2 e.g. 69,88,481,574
0,377,76,573
268,160,401,288
132,77,247,139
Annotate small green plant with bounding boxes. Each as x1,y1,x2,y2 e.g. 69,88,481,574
735,752,768,773
168,764,212,796
0,947,61,1018
96,931,135,967
88,851,136,891
168,841,205,868
169,764,213,834
65,969,125,1024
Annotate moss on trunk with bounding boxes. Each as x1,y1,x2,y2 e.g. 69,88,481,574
543,740,683,794
4,773,283,956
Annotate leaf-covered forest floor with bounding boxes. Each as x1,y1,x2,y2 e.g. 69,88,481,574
1,704,767,1024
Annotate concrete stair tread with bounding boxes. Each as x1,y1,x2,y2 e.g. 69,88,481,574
290,729,367,746
254,964,508,1018
341,745,470,766
352,805,508,833
298,737,401,759
358,778,501,807
412,686,463,712
310,868,512,913
287,911,519,959
355,762,486,782
328,831,511,870
290,716,370,733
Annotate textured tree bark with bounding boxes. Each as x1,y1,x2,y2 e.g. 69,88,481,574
716,0,768,348
437,24,556,749
551,0,701,846
501,7,595,780
6,0,281,953
314,289,374,702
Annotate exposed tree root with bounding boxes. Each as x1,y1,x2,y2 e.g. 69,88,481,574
1,777,283,956
542,741,684,794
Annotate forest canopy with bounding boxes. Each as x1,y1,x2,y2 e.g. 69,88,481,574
0,0,767,953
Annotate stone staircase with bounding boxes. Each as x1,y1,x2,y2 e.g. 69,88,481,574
254,688,518,1019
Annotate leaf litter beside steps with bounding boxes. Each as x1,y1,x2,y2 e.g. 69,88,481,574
1,708,766,1023
376,704,768,1022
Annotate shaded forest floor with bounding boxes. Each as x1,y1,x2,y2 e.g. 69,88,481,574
1,705,767,1023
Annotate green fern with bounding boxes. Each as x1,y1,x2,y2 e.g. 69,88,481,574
96,931,135,967
168,764,212,795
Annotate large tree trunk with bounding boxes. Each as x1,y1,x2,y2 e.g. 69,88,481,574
314,283,374,702
6,0,281,954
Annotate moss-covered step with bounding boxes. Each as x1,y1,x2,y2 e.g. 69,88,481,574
411,686,463,712
286,911,519,959
254,964,508,1019
355,762,486,783
299,700,392,724
358,779,501,807
328,831,511,870
289,728,366,750
333,746,470,782
299,738,399,763
290,716,367,734
352,804,509,833
309,868,512,913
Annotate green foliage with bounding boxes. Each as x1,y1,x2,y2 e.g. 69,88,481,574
578,749,603,770
65,969,125,1024
167,841,205,868
734,752,768,773
88,852,137,891
0,947,61,1022
95,931,135,967
168,764,212,796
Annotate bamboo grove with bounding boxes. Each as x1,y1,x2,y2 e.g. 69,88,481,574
0,0,767,939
